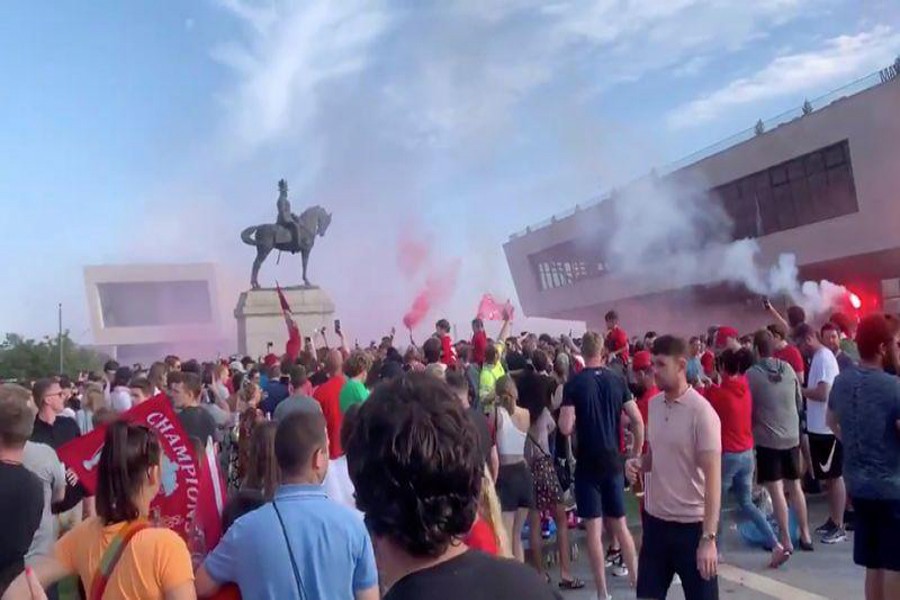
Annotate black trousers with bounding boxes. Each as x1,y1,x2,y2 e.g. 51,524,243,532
636,512,719,600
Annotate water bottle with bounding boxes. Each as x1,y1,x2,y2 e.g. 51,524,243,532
187,514,207,570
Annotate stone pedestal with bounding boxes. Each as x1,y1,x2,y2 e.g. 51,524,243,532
234,287,335,358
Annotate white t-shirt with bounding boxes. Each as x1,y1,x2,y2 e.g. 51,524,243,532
109,386,132,413
323,456,363,519
806,347,840,435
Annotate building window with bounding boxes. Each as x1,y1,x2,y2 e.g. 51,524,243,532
712,140,858,239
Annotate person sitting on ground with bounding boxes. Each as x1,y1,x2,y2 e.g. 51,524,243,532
5,422,196,600
273,365,321,422
0,384,44,594
196,411,378,600
339,351,372,414
345,373,557,600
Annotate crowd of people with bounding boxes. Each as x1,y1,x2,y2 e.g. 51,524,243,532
0,300,897,600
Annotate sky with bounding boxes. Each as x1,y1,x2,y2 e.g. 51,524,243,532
1,0,898,346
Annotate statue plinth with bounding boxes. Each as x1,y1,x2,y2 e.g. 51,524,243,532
234,287,335,358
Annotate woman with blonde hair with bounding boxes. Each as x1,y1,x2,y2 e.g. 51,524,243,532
75,383,106,435
490,375,535,562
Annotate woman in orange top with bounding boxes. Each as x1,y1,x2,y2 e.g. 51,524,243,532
3,422,195,600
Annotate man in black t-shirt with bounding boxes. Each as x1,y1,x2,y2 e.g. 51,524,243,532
170,372,218,451
0,384,44,594
559,331,644,600
345,374,555,600
30,378,84,514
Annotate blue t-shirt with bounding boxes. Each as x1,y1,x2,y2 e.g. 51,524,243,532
204,484,378,599
261,381,290,416
829,365,900,500
563,367,632,475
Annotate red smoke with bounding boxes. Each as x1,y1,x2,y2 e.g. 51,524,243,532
397,231,431,278
402,260,461,330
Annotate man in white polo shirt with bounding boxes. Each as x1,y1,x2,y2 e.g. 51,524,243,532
626,335,722,600
795,323,846,544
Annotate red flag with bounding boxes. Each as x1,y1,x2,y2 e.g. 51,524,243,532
476,294,515,321
276,284,302,362
56,394,225,548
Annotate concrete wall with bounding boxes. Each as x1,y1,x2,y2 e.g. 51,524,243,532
505,78,900,323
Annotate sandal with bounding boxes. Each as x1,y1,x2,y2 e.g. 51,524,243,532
558,578,586,590
768,546,791,569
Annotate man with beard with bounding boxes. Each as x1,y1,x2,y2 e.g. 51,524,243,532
794,323,846,544
626,336,721,600
827,314,900,600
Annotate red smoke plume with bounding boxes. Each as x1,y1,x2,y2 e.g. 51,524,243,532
402,260,461,330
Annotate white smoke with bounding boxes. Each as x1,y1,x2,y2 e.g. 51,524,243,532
600,174,850,317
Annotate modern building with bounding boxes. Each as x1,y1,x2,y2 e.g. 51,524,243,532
504,69,900,335
83,263,230,364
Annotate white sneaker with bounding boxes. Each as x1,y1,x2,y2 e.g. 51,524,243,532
609,555,628,577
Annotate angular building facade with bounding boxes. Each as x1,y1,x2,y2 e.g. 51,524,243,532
504,73,900,335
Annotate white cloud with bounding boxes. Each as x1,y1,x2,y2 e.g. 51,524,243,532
667,25,900,129
212,0,391,151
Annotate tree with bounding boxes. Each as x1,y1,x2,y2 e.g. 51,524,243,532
0,332,107,382
802,99,813,115
754,119,765,135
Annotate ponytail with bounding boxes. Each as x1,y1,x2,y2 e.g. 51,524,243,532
96,421,161,524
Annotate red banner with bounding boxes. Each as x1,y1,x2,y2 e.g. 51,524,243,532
56,394,223,547
476,294,515,321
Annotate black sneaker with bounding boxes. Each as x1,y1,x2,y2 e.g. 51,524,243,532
799,539,815,552
821,527,847,544
815,519,837,536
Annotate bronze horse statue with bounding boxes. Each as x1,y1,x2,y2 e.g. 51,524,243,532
241,206,332,289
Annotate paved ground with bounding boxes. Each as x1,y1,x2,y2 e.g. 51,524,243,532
541,497,864,600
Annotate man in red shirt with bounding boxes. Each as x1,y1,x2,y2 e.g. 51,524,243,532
435,319,457,367
767,323,805,381
313,349,346,458
714,326,741,353
471,318,487,367
630,351,657,455
605,310,630,376
706,349,787,567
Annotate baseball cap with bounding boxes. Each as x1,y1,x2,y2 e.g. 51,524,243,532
714,326,739,348
263,353,279,368
632,350,652,371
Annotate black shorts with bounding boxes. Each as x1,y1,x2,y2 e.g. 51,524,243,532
756,446,801,483
637,513,718,600
808,433,843,480
496,462,535,511
854,498,900,572
574,467,625,520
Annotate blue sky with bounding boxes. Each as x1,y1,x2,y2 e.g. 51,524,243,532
1,0,898,344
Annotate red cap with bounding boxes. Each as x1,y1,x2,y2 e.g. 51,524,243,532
263,353,279,367
632,350,652,371
714,326,739,348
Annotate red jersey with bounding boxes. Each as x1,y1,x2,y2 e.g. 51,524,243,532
440,334,457,367
775,344,805,377
705,375,753,453
606,326,630,364
313,374,346,458
465,517,499,555
700,350,715,376
471,330,488,366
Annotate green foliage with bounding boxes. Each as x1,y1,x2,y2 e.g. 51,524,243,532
0,331,107,382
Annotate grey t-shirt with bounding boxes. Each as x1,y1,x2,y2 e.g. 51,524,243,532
829,365,900,500
22,441,66,562
746,358,802,450
273,394,322,422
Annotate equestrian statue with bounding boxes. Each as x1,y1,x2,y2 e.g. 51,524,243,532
240,179,332,289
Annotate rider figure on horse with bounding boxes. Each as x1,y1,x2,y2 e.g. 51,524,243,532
275,179,302,250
